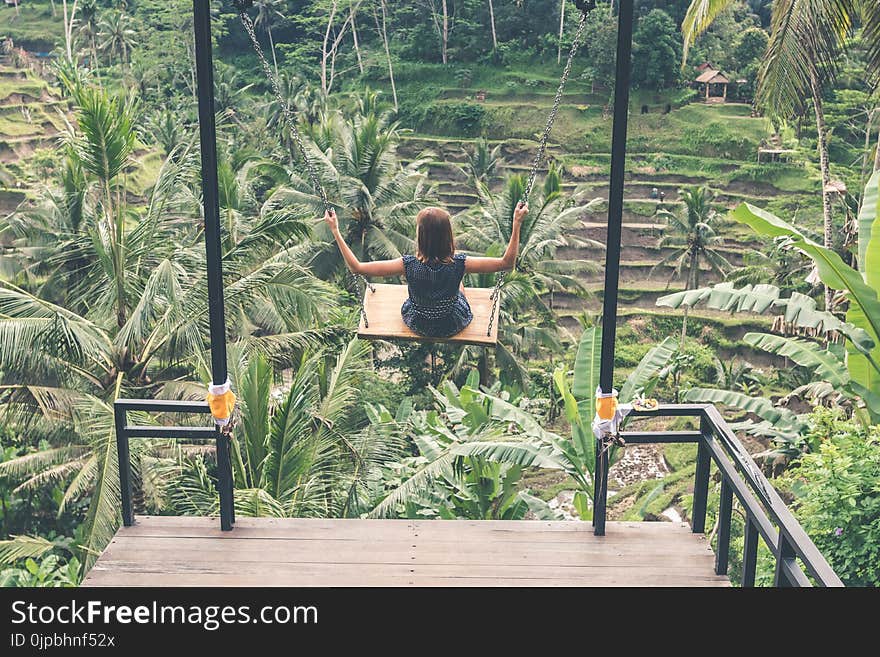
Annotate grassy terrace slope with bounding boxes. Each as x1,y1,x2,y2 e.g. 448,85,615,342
380,68,820,346
0,63,63,212
0,58,163,213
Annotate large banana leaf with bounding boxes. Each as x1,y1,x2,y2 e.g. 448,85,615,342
658,282,781,314
743,332,849,387
553,365,594,475
848,173,880,419
571,326,602,429
731,203,880,343
682,387,804,432
452,441,575,475
858,170,879,268
732,202,880,420
619,337,678,403
572,326,601,400
658,281,874,354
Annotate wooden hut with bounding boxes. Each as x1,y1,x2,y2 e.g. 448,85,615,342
695,69,730,102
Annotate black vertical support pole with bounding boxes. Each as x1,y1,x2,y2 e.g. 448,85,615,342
774,532,795,587
114,403,134,527
741,516,759,587
715,478,733,575
193,0,233,531
594,0,634,537
215,429,233,531
692,415,712,533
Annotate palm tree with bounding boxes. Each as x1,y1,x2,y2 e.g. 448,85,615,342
681,0,880,309
145,106,186,156
61,84,138,329
213,62,254,114
166,341,406,519
727,236,813,294
453,167,601,384
265,74,325,160
653,186,732,343
0,83,344,574
460,166,600,313
77,0,101,70
458,138,503,190
253,0,285,78
98,10,136,68
273,99,434,280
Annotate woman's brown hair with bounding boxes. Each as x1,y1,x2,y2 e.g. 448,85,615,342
415,207,455,263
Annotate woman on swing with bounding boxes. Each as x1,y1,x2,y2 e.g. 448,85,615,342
325,201,528,338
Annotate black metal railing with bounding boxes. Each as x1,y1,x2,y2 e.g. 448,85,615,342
593,403,843,587
113,398,840,584
114,399,235,531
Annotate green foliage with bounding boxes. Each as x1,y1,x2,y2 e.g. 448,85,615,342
732,26,769,72
408,101,487,136
632,10,683,89
778,408,880,587
654,186,732,289
367,377,583,519
0,554,81,587
731,202,880,421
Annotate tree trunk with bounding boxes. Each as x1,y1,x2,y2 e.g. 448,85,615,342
809,65,834,310
441,0,449,64
557,0,565,65
376,1,398,111
350,4,364,74
61,0,80,60
326,10,353,95
680,305,689,346
860,108,875,191
321,1,339,95
478,348,489,387
875,121,880,172
488,0,498,52
268,23,279,78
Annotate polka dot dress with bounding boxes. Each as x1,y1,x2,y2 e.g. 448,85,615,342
401,254,473,338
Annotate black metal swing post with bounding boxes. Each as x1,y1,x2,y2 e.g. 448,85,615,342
593,0,634,537
193,0,235,531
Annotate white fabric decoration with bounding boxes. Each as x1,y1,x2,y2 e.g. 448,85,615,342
591,386,633,441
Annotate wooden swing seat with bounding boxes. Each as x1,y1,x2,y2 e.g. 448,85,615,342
357,284,499,346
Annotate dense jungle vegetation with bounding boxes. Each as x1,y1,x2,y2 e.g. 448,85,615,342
1,0,878,586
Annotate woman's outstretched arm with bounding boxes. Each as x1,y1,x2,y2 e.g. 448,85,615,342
324,209,405,277
465,201,528,274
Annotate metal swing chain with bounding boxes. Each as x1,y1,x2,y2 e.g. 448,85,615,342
522,9,590,202
487,271,504,337
487,9,589,337
238,9,375,327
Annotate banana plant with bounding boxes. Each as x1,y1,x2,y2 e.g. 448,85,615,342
730,194,880,422
658,175,880,425
368,331,678,521
551,327,677,516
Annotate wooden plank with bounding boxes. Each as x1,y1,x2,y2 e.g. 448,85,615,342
85,517,730,588
118,517,701,542
84,571,730,588
122,516,691,532
87,557,722,575
103,536,715,557
357,283,499,346
98,544,716,568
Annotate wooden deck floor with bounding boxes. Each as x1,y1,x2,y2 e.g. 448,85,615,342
83,516,729,587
